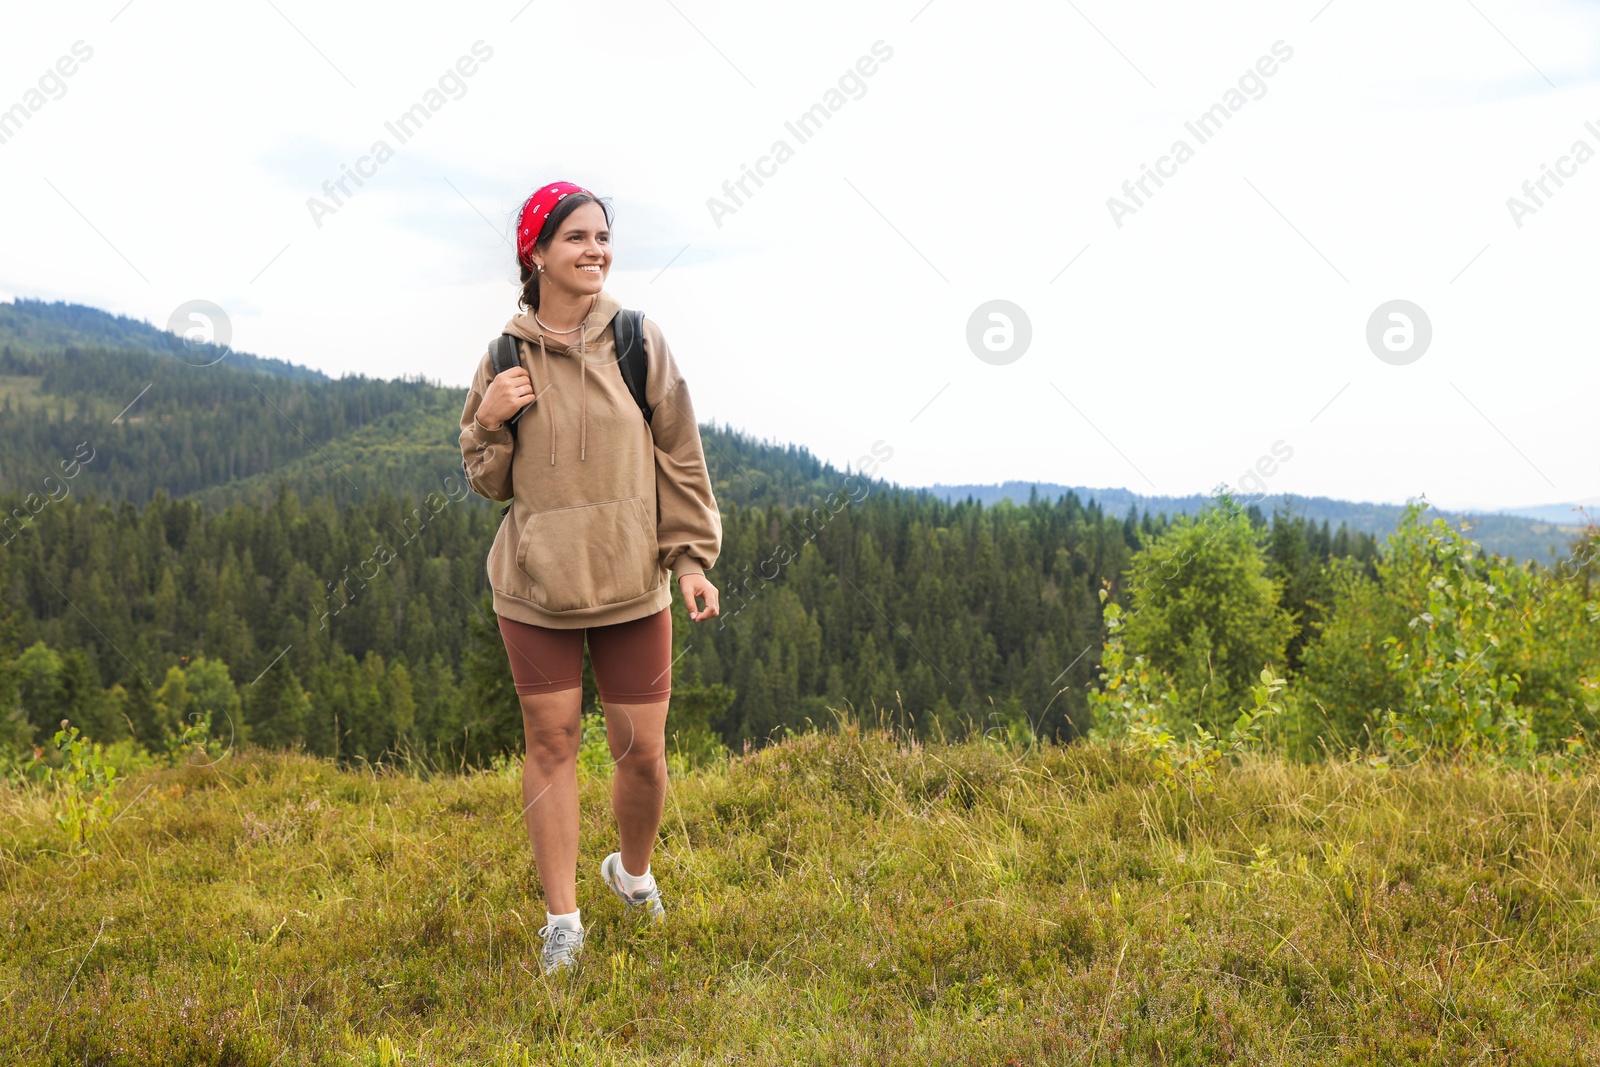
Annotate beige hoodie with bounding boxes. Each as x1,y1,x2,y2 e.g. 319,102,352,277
458,288,722,628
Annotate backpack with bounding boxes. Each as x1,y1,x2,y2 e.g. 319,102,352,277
480,308,652,517
488,308,652,435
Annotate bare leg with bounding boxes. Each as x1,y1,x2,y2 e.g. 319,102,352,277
603,697,670,878
519,687,584,914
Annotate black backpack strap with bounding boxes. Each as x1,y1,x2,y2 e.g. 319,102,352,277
611,309,652,424
489,332,521,376
485,334,524,518
487,334,528,438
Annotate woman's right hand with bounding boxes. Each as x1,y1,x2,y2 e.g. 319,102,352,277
476,367,533,431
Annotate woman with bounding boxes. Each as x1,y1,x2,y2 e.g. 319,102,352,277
458,181,722,976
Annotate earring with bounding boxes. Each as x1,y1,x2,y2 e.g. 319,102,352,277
537,265,544,273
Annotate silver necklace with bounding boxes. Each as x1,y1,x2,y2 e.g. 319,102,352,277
534,313,583,334
535,295,595,335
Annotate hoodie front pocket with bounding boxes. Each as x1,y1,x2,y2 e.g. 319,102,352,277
515,496,658,612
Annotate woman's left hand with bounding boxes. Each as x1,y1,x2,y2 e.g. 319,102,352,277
678,573,720,622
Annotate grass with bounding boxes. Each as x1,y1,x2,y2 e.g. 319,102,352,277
3,715,1598,1065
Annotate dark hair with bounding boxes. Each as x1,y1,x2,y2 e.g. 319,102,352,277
516,190,614,312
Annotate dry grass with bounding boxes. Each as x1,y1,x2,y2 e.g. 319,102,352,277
3,715,1598,1065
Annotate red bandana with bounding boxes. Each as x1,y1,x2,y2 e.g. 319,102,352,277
517,181,590,270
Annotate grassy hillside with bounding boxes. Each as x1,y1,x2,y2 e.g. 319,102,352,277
5,719,1597,1065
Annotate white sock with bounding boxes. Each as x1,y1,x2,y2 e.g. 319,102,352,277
616,858,654,894
546,908,582,931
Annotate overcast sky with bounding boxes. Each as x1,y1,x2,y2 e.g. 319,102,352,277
3,1,1597,513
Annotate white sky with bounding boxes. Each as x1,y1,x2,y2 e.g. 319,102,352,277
2,0,1597,512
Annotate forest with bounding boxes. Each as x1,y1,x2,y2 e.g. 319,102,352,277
2,298,1595,774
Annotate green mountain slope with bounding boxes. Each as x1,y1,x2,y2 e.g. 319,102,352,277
190,402,889,515
0,298,328,381
0,332,439,503
187,391,471,511
0,297,887,513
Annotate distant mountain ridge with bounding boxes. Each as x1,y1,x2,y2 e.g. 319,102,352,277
2,295,1588,565
923,481,1590,564
1489,501,1600,526
0,298,329,382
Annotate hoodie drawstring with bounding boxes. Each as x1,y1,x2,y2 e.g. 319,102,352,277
539,335,555,465
534,307,593,465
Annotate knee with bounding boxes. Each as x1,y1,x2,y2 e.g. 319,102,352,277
525,724,580,772
614,740,667,775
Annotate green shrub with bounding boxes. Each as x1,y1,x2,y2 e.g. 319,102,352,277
1116,492,1292,733
1089,597,1286,793
26,720,121,850
1299,502,1599,760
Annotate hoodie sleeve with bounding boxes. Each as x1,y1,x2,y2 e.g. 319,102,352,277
459,349,515,503
643,318,722,580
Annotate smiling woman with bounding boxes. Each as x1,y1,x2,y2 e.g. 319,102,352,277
457,180,724,977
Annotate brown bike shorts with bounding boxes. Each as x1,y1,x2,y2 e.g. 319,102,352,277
496,606,673,703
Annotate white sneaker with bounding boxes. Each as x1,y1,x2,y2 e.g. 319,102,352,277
600,851,665,922
537,922,586,975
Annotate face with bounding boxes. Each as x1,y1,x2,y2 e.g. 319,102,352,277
533,200,611,298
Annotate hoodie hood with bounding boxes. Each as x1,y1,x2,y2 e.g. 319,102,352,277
499,289,622,466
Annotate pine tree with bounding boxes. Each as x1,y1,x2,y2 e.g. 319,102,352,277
246,663,309,752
